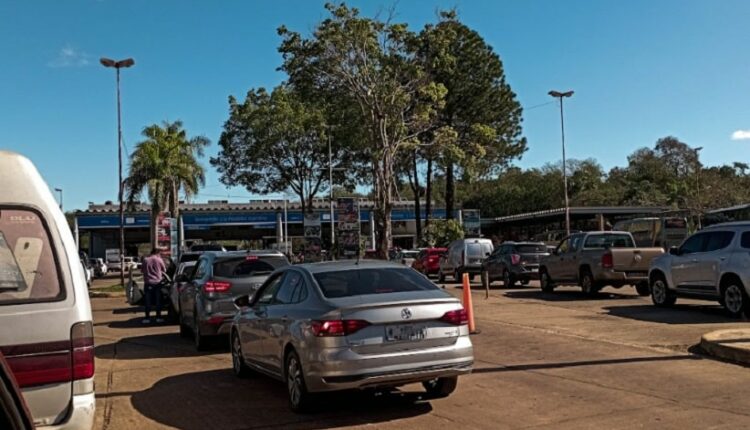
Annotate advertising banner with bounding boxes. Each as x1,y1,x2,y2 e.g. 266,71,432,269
337,198,360,258
303,212,322,262
156,212,174,257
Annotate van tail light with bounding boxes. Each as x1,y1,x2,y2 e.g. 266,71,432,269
440,309,469,325
71,321,94,381
3,321,95,388
510,254,521,265
204,280,232,293
311,320,370,336
602,252,613,269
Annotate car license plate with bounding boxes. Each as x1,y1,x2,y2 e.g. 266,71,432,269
530,267,539,272
385,324,427,342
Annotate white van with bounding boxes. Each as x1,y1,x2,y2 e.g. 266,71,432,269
0,151,95,429
438,238,494,282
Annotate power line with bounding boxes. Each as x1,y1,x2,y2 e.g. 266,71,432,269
524,101,555,111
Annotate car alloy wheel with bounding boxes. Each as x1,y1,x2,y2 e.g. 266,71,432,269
287,355,303,408
723,284,745,316
232,333,242,374
652,280,667,304
581,271,596,295
540,270,554,292
503,270,511,288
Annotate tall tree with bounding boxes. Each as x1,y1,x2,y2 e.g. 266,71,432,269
125,121,208,247
417,10,526,219
211,86,352,213
278,3,445,257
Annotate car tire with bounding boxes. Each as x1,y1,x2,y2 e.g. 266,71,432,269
194,311,207,351
540,268,555,293
438,270,445,283
650,275,676,307
286,350,315,413
635,282,650,297
231,331,253,378
580,269,598,296
502,269,514,288
721,281,748,318
422,376,458,399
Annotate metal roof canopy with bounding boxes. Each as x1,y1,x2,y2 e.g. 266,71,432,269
494,206,671,223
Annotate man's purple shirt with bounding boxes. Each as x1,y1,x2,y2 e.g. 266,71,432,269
142,254,166,285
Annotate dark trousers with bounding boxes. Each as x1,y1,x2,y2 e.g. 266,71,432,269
144,283,162,318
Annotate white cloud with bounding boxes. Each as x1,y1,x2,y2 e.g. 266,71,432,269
48,45,91,68
731,130,750,140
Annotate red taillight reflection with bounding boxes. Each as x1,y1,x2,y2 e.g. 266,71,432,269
602,252,613,269
204,280,232,293
440,309,469,326
311,320,370,336
510,254,521,265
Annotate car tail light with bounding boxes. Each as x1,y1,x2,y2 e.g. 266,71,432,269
71,321,94,381
602,252,613,269
510,254,521,265
440,309,469,325
204,280,232,293
311,320,370,336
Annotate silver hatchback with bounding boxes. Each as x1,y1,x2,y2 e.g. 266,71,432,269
230,260,474,412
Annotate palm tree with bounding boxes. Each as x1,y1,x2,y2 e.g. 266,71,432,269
125,121,209,248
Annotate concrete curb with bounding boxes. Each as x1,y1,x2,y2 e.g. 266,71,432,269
700,329,750,366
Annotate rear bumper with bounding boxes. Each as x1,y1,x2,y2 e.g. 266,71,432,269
197,313,234,336
40,392,95,430
304,335,474,392
596,269,648,285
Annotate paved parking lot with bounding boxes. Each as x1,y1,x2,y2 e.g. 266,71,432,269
92,279,750,429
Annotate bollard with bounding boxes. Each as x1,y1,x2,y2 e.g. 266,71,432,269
462,273,478,334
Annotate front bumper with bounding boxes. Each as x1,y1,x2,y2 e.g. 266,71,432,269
304,336,474,392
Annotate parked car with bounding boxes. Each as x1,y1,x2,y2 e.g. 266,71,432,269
438,238,494,282
169,260,197,319
89,258,108,277
482,241,550,287
412,247,447,277
649,222,750,317
108,256,136,272
190,243,227,252
539,231,663,296
229,260,474,412
395,249,420,267
179,250,290,349
0,352,35,430
0,151,95,429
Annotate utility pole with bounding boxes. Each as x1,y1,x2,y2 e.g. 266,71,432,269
101,57,135,289
329,135,335,259
548,90,574,236
694,146,704,229
54,188,63,211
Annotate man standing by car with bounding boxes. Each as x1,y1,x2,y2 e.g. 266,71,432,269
142,249,166,324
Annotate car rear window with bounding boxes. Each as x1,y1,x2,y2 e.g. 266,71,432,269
0,208,63,304
213,256,288,278
584,234,635,249
313,268,438,298
516,244,547,253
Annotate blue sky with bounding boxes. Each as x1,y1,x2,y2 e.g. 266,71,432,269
2,0,749,211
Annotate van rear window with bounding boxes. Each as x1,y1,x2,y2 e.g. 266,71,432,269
0,208,63,304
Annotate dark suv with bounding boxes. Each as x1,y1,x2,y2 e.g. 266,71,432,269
178,250,289,349
482,241,550,287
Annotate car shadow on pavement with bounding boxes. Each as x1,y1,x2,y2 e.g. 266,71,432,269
504,289,635,302
472,354,702,374
130,369,433,430
603,304,737,324
95,333,228,361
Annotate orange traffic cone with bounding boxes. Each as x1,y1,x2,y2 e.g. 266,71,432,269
462,273,478,334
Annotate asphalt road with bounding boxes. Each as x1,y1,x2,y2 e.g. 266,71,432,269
92,279,750,429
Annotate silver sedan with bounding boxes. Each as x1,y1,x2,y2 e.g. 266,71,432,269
230,260,474,412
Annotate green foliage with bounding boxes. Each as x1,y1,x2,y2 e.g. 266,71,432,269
211,86,354,213
125,120,208,246
422,219,464,247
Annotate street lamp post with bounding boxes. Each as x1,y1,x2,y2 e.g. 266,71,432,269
101,57,135,289
54,188,63,211
328,136,335,259
694,146,704,229
548,90,574,236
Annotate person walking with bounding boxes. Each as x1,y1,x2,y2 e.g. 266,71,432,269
142,249,166,324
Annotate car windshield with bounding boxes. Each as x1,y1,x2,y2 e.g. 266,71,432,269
213,256,288,278
313,267,439,298
516,244,547,253
584,234,635,249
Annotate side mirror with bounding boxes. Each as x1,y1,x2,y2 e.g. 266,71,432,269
669,246,680,256
234,295,250,309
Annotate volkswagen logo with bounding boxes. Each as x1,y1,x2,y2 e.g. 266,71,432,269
400,308,412,320
633,254,642,263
